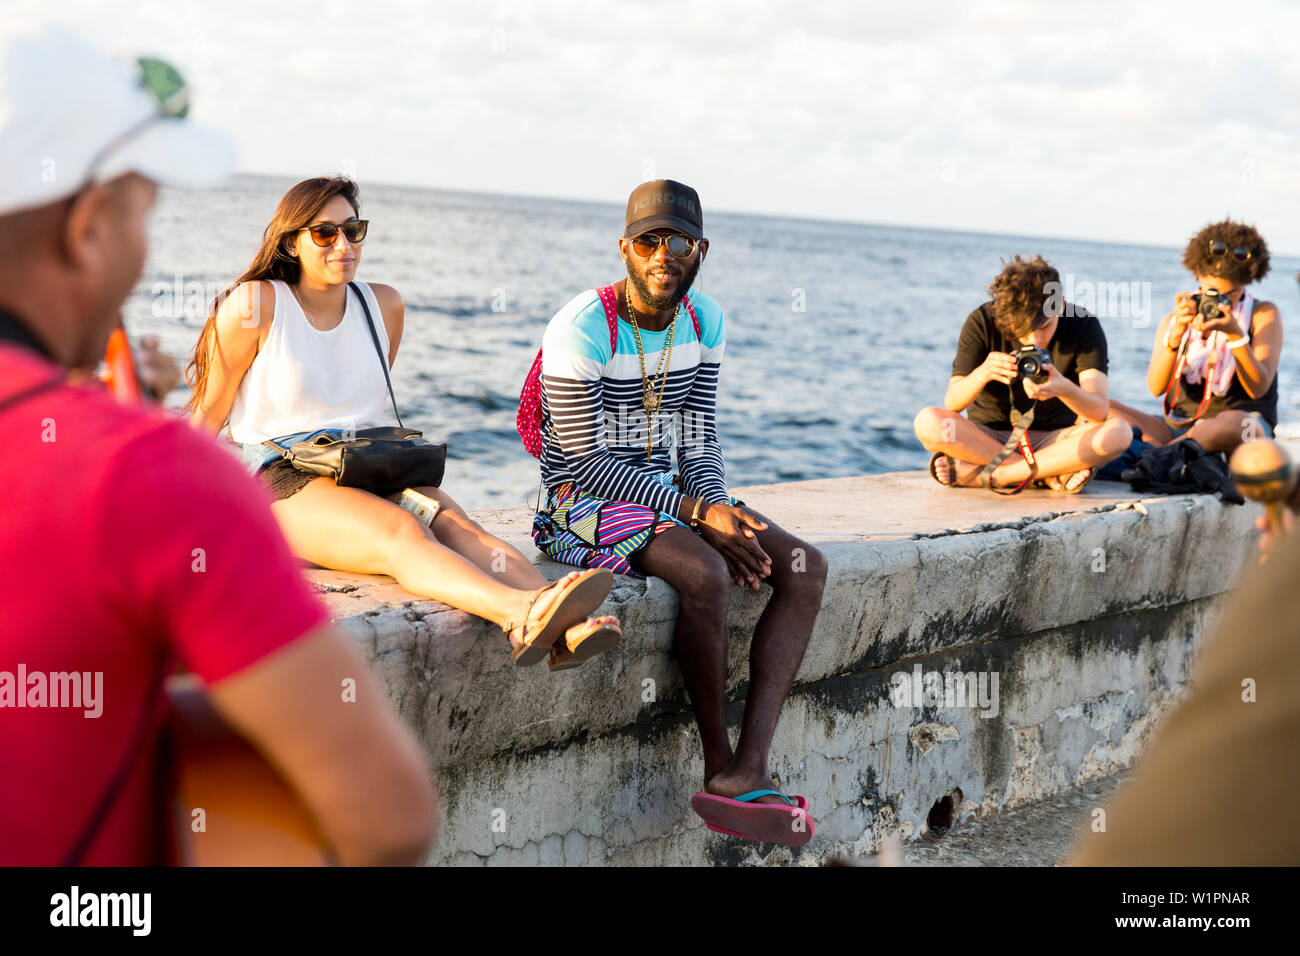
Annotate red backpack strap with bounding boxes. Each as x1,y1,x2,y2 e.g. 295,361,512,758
682,293,701,340
598,283,701,345
596,285,619,355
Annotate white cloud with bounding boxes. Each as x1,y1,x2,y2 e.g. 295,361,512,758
5,0,1300,251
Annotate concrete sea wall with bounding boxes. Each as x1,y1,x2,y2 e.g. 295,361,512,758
312,471,1261,865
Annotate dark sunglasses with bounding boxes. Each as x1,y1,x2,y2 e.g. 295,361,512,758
629,232,698,259
1209,239,1252,262
300,219,369,246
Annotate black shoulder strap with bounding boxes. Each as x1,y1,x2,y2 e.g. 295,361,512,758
349,281,403,428
61,652,169,865
0,375,64,417
0,309,56,361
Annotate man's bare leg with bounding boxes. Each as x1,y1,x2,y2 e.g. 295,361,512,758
633,520,827,804
631,528,733,777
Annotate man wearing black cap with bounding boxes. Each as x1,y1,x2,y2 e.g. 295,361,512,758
532,179,828,847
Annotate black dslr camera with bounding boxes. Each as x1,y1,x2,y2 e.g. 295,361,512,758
1191,289,1231,320
1015,345,1052,383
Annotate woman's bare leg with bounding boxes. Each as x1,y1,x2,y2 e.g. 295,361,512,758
392,487,619,642
1182,410,1256,454
272,478,583,638
389,486,548,590
1109,399,1174,445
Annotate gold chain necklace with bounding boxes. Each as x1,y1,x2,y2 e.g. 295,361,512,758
291,284,345,330
624,281,678,460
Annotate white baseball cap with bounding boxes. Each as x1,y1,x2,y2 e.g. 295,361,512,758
0,25,234,217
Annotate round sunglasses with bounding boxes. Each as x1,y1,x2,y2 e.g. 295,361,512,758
1209,239,1252,262
629,232,698,259
299,219,369,247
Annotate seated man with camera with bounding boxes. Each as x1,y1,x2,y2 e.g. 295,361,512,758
1108,219,1281,455
914,255,1131,493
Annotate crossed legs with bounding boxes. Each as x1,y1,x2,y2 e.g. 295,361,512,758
913,407,1131,487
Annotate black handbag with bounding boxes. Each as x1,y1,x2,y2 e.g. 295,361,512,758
265,282,446,495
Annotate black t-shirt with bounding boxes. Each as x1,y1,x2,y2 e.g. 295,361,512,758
1170,305,1279,427
951,302,1109,430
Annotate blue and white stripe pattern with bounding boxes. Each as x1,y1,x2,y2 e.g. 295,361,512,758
539,287,729,517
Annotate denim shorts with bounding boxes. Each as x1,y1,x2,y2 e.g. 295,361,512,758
241,429,343,501
239,428,340,476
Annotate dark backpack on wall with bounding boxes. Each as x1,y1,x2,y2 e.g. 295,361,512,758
1120,438,1244,504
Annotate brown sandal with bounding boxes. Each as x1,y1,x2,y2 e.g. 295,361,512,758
504,568,613,667
548,618,623,671
928,453,962,487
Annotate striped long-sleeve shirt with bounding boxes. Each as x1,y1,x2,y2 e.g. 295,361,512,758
539,287,729,517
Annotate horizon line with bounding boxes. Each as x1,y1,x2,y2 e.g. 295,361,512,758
206,168,1300,263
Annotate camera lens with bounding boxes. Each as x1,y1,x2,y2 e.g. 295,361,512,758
1016,347,1050,383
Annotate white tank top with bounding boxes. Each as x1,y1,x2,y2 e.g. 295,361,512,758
228,279,393,444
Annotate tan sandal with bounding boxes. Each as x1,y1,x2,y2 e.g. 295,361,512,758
1041,468,1095,494
548,618,623,671
504,568,613,667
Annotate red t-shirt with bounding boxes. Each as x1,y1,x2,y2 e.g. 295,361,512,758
0,344,331,865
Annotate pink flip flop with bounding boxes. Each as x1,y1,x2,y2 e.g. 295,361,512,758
691,790,815,848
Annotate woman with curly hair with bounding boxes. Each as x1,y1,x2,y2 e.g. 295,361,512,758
1111,220,1282,454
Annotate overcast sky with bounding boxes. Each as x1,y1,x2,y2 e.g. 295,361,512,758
11,0,1300,253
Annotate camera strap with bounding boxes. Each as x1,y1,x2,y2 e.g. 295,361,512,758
976,401,1038,495
1161,330,1217,428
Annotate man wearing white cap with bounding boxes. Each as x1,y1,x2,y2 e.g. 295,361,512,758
0,27,437,865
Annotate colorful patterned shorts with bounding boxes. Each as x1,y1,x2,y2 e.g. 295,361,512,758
532,474,737,578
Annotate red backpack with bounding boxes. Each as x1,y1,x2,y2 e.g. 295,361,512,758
517,284,700,458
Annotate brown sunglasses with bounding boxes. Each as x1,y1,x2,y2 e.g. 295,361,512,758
629,232,698,259
299,218,369,247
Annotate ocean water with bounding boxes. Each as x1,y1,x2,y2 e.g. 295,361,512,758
131,174,1300,511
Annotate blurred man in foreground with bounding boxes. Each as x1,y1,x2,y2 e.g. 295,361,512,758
1068,487,1300,864
0,26,436,865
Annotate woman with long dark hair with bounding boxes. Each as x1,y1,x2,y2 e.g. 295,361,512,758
187,176,620,670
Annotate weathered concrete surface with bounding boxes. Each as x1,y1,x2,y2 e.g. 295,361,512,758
310,471,1265,866
898,772,1129,867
